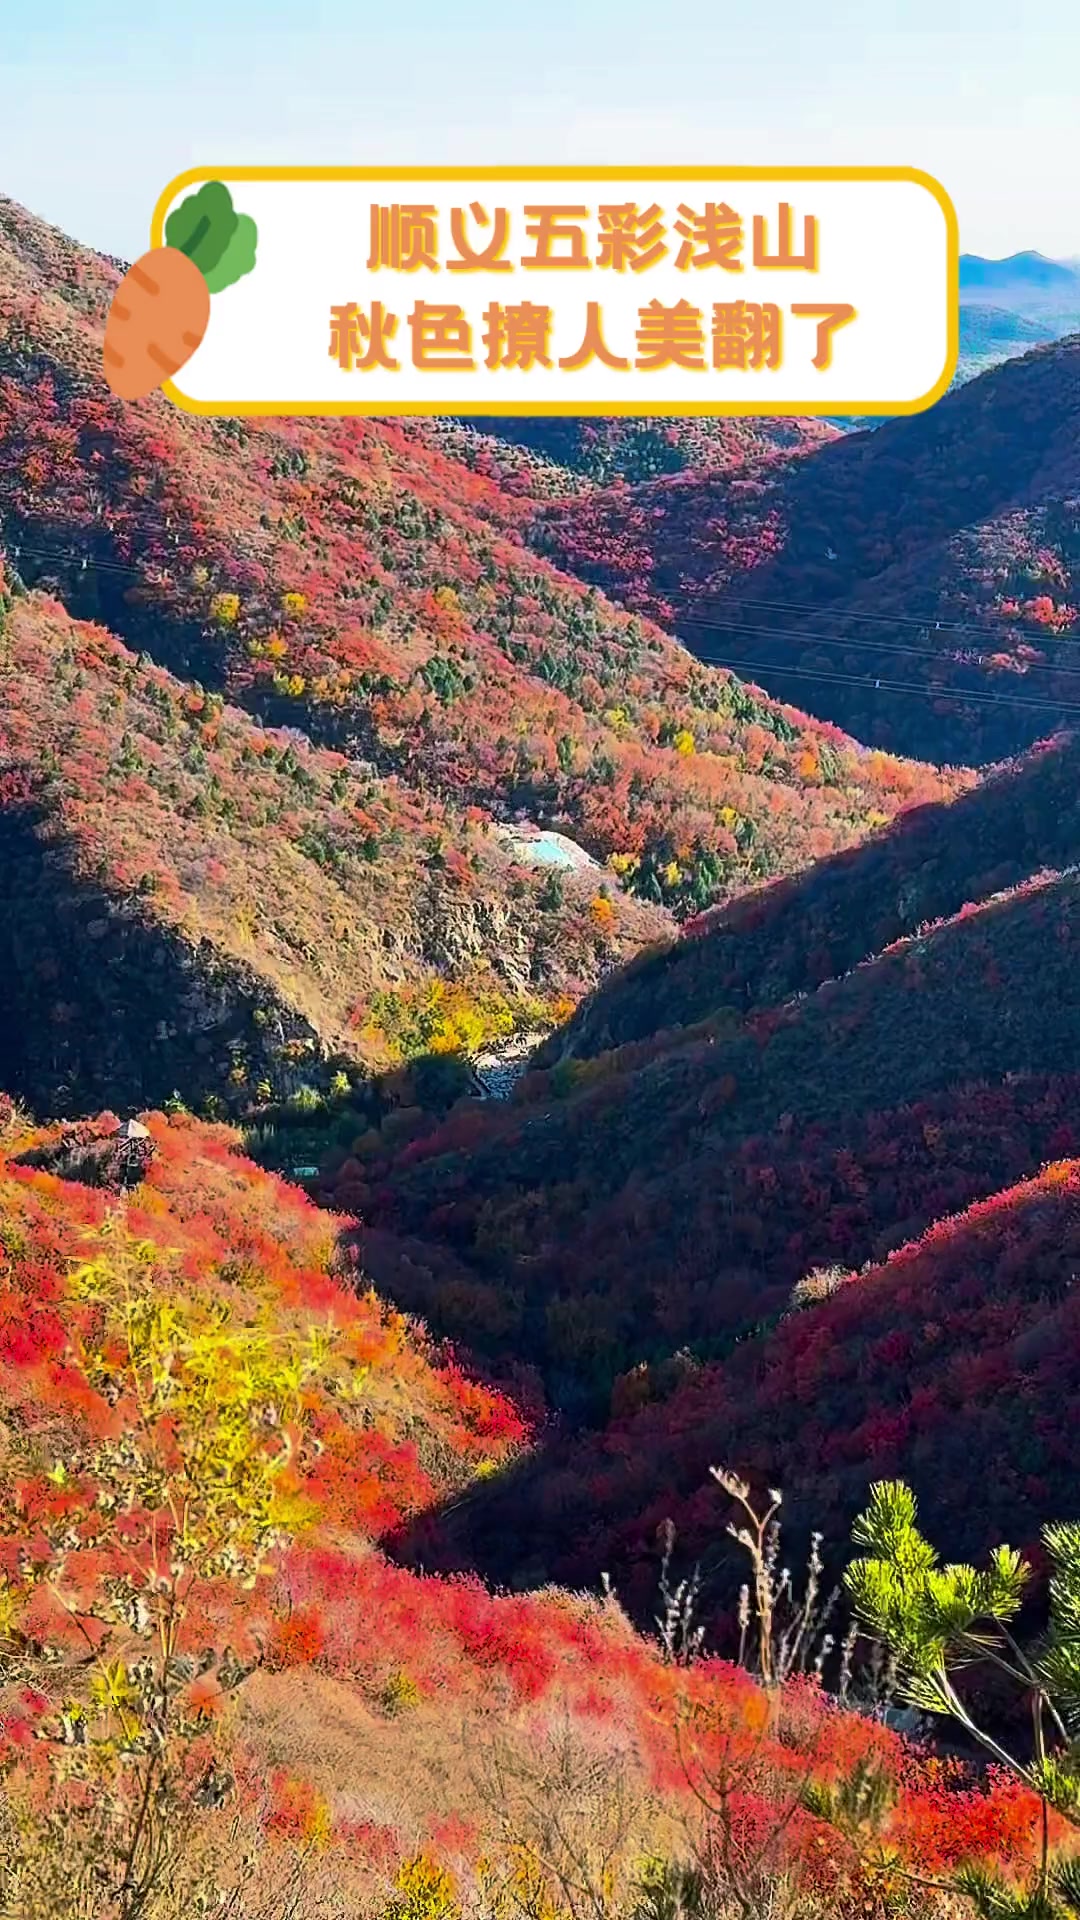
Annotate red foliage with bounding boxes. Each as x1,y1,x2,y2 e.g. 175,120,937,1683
533,338,1080,765
0,194,954,932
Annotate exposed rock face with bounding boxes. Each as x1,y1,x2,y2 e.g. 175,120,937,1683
0,801,341,1118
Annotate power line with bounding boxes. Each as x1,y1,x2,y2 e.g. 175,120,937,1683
8,535,1080,714
2,538,268,581
674,611,1080,676
11,531,1079,652
4,540,185,580
699,589,1079,648
691,651,1080,717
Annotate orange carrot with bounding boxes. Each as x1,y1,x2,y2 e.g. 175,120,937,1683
102,183,257,402
103,247,210,401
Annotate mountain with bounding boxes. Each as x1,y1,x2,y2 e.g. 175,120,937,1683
960,250,1080,317
546,726,1080,1058
0,193,951,933
530,334,1080,764
0,586,668,1119
359,855,1080,1415
956,302,1056,380
360,741,1080,1613
455,414,839,486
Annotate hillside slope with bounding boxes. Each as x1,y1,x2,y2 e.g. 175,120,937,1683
0,192,954,922
547,728,1080,1061
345,721,1080,1600
0,587,671,1118
957,303,1056,380
393,1160,1080,1617
0,1099,1049,1916
456,414,839,486
531,335,1080,764
0,1102,529,1539
352,849,1080,1417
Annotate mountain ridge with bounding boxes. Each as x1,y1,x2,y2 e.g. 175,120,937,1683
528,331,1080,763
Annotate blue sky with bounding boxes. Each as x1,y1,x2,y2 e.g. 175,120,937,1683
2,0,1077,262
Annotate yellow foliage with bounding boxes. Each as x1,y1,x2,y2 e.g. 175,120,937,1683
0,1572,23,1643
388,1853,459,1920
210,592,241,627
589,894,617,932
365,980,520,1061
0,1220,342,1916
382,1669,421,1714
265,633,289,660
672,729,695,756
302,1790,333,1850
66,1222,330,1581
281,591,307,616
504,1846,565,1920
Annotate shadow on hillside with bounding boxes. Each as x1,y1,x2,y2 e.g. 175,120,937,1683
13,521,227,693
600,340,1080,762
383,1415,587,1593
372,1136,1080,1645
0,792,319,1119
344,865,1080,1613
544,728,1080,1061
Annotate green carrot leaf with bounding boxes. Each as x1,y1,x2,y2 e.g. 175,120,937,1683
166,182,238,276
203,213,259,295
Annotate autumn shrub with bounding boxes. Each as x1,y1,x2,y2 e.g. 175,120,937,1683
0,1212,330,1916
381,1669,422,1716
385,1853,459,1920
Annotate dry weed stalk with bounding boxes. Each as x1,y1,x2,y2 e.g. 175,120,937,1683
711,1470,839,1697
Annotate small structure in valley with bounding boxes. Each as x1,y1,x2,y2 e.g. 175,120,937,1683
494,823,604,877
111,1117,155,1184
17,1116,156,1191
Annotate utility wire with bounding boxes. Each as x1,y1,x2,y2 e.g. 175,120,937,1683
690,652,1080,716
8,534,1079,651
674,612,1080,675
692,589,1079,647
7,535,1080,715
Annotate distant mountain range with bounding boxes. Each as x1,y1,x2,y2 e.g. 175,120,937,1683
960,249,1080,321
956,302,1057,379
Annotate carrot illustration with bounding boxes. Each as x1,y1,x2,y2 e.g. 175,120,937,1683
103,181,258,402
